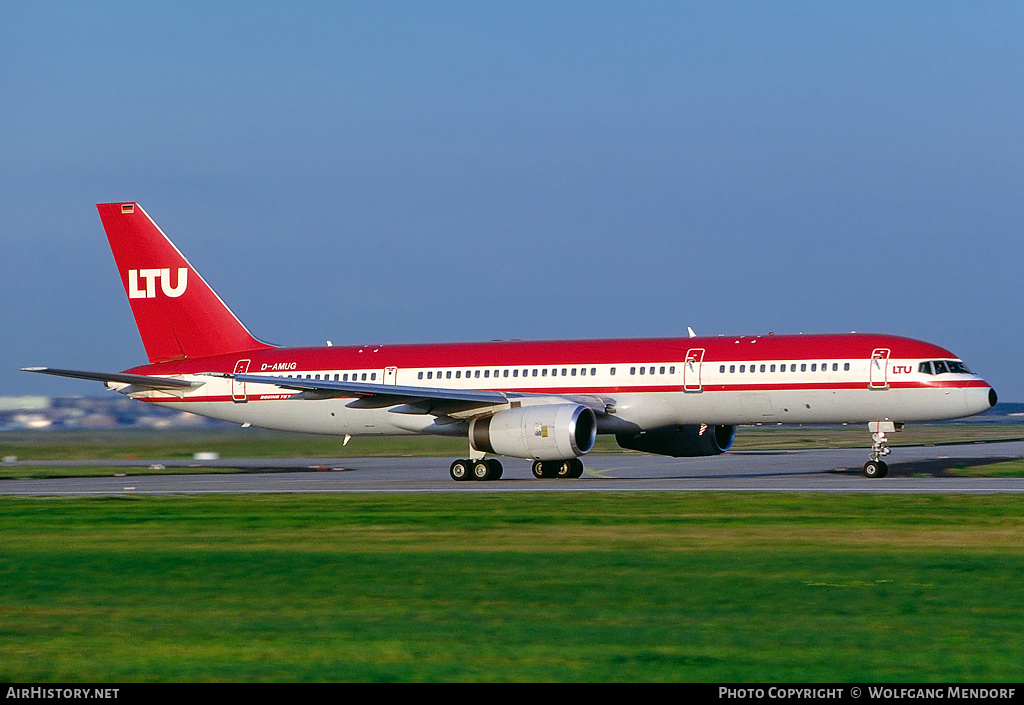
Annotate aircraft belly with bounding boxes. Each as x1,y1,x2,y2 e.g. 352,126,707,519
616,387,976,427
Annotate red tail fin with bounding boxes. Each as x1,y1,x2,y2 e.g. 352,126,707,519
97,202,274,363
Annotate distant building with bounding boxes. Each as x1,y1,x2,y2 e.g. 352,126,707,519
0,396,228,430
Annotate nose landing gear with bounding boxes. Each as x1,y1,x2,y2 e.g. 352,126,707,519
863,421,902,478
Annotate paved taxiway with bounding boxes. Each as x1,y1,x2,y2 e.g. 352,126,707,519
3,440,1024,495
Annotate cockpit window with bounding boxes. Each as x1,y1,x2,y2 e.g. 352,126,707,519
922,359,971,375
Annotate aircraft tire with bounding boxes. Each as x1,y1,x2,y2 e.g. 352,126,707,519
450,459,471,482
532,460,556,479
487,458,503,480
472,459,493,481
862,460,888,479
568,458,584,478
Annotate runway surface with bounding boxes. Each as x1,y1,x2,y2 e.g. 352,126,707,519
3,440,1024,495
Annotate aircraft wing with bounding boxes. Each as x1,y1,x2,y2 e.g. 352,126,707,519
21,367,200,390
226,372,514,407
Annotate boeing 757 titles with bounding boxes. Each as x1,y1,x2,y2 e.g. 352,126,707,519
24,203,997,480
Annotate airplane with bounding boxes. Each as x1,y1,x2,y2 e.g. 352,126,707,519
23,203,997,481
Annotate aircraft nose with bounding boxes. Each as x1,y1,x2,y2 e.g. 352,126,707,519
965,384,997,416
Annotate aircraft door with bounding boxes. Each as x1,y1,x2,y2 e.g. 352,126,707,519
232,359,250,402
383,366,398,385
683,348,705,392
869,348,890,390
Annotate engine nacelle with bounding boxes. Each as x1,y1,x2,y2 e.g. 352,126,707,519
616,424,736,457
470,404,597,460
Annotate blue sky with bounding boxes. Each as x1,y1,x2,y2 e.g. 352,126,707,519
2,1,1022,400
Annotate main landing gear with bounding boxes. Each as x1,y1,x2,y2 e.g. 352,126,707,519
450,458,503,482
531,458,585,479
448,457,586,481
862,421,902,479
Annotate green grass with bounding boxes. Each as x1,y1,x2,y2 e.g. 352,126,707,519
948,460,1024,477
1,493,1023,682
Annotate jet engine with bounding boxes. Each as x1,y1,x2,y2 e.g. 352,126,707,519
470,404,597,460
616,424,736,457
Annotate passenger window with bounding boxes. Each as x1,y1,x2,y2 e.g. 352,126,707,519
640,367,646,375
832,363,838,372
801,364,806,372
562,368,568,376
503,370,509,378
475,370,480,378
456,371,461,379
720,365,726,373
760,364,766,372
631,367,637,375
532,369,538,377
513,369,518,378
418,372,424,380
770,364,776,372
669,366,675,374
730,365,736,373
739,365,745,373
811,364,816,372
446,371,452,379
542,369,548,377
371,373,376,381
844,363,850,371
571,368,577,376
610,367,616,375
649,366,655,375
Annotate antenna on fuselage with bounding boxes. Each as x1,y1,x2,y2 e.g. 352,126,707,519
687,327,697,338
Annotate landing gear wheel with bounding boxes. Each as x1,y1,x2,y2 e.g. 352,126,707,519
450,459,471,482
532,460,555,479
554,458,584,479
487,458,503,480
568,458,584,479
863,460,888,479
472,459,491,481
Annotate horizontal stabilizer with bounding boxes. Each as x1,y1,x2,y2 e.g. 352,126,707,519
21,367,199,390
